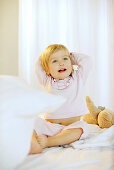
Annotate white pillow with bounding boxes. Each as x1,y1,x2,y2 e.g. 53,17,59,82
0,76,65,170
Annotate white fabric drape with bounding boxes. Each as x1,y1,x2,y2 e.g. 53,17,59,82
19,0,114,109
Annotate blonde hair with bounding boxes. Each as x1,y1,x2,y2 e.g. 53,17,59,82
40,44,71,72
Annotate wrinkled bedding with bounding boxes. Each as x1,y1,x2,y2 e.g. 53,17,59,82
17,125,114,170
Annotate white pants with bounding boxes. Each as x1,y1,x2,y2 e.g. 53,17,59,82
34,116,89,140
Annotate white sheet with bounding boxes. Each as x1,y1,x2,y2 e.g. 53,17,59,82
71,124,114,149
16,148,114,170
16,125,114,170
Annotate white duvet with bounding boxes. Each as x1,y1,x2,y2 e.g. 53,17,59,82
0,76,66,170
71,124,114,149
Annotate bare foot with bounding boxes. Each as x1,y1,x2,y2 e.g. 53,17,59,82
36,135,48,149
29,136,42,155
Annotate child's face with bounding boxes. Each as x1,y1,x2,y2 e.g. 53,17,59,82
47,50,72,79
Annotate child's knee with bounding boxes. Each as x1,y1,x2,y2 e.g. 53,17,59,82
67,128,83,139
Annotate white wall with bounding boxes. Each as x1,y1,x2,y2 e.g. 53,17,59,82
0,0,19,75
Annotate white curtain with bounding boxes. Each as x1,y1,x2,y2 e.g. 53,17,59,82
19,0,114,109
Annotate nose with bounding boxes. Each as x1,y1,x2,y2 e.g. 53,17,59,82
59,61,64,66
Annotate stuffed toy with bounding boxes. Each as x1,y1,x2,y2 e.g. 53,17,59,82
82,96,114,128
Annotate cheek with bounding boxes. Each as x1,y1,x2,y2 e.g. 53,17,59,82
49,65,57,74
69,64,73,73
68,62,72,69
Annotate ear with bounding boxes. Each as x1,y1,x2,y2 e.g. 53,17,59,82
86,96,101,118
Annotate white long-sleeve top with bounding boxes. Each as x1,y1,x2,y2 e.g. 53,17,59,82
35,52,92,119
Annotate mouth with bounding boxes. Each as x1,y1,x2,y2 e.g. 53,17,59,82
58,68,67,73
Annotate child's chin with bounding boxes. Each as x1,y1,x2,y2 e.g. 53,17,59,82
57,75,68,80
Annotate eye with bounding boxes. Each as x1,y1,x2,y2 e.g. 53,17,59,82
52,60,57,63
63,57,68,60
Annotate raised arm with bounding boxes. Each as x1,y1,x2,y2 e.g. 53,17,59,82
71,52,92,84
35,57,48,86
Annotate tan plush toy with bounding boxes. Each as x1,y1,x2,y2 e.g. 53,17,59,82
82,96,114,128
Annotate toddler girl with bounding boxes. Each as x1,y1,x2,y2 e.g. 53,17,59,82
29,44,92,154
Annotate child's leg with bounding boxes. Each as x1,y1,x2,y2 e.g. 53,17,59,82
36,128,83,148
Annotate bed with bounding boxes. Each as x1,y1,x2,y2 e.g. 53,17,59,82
17,147,113,170
0,76,114,170
17,124,114,170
